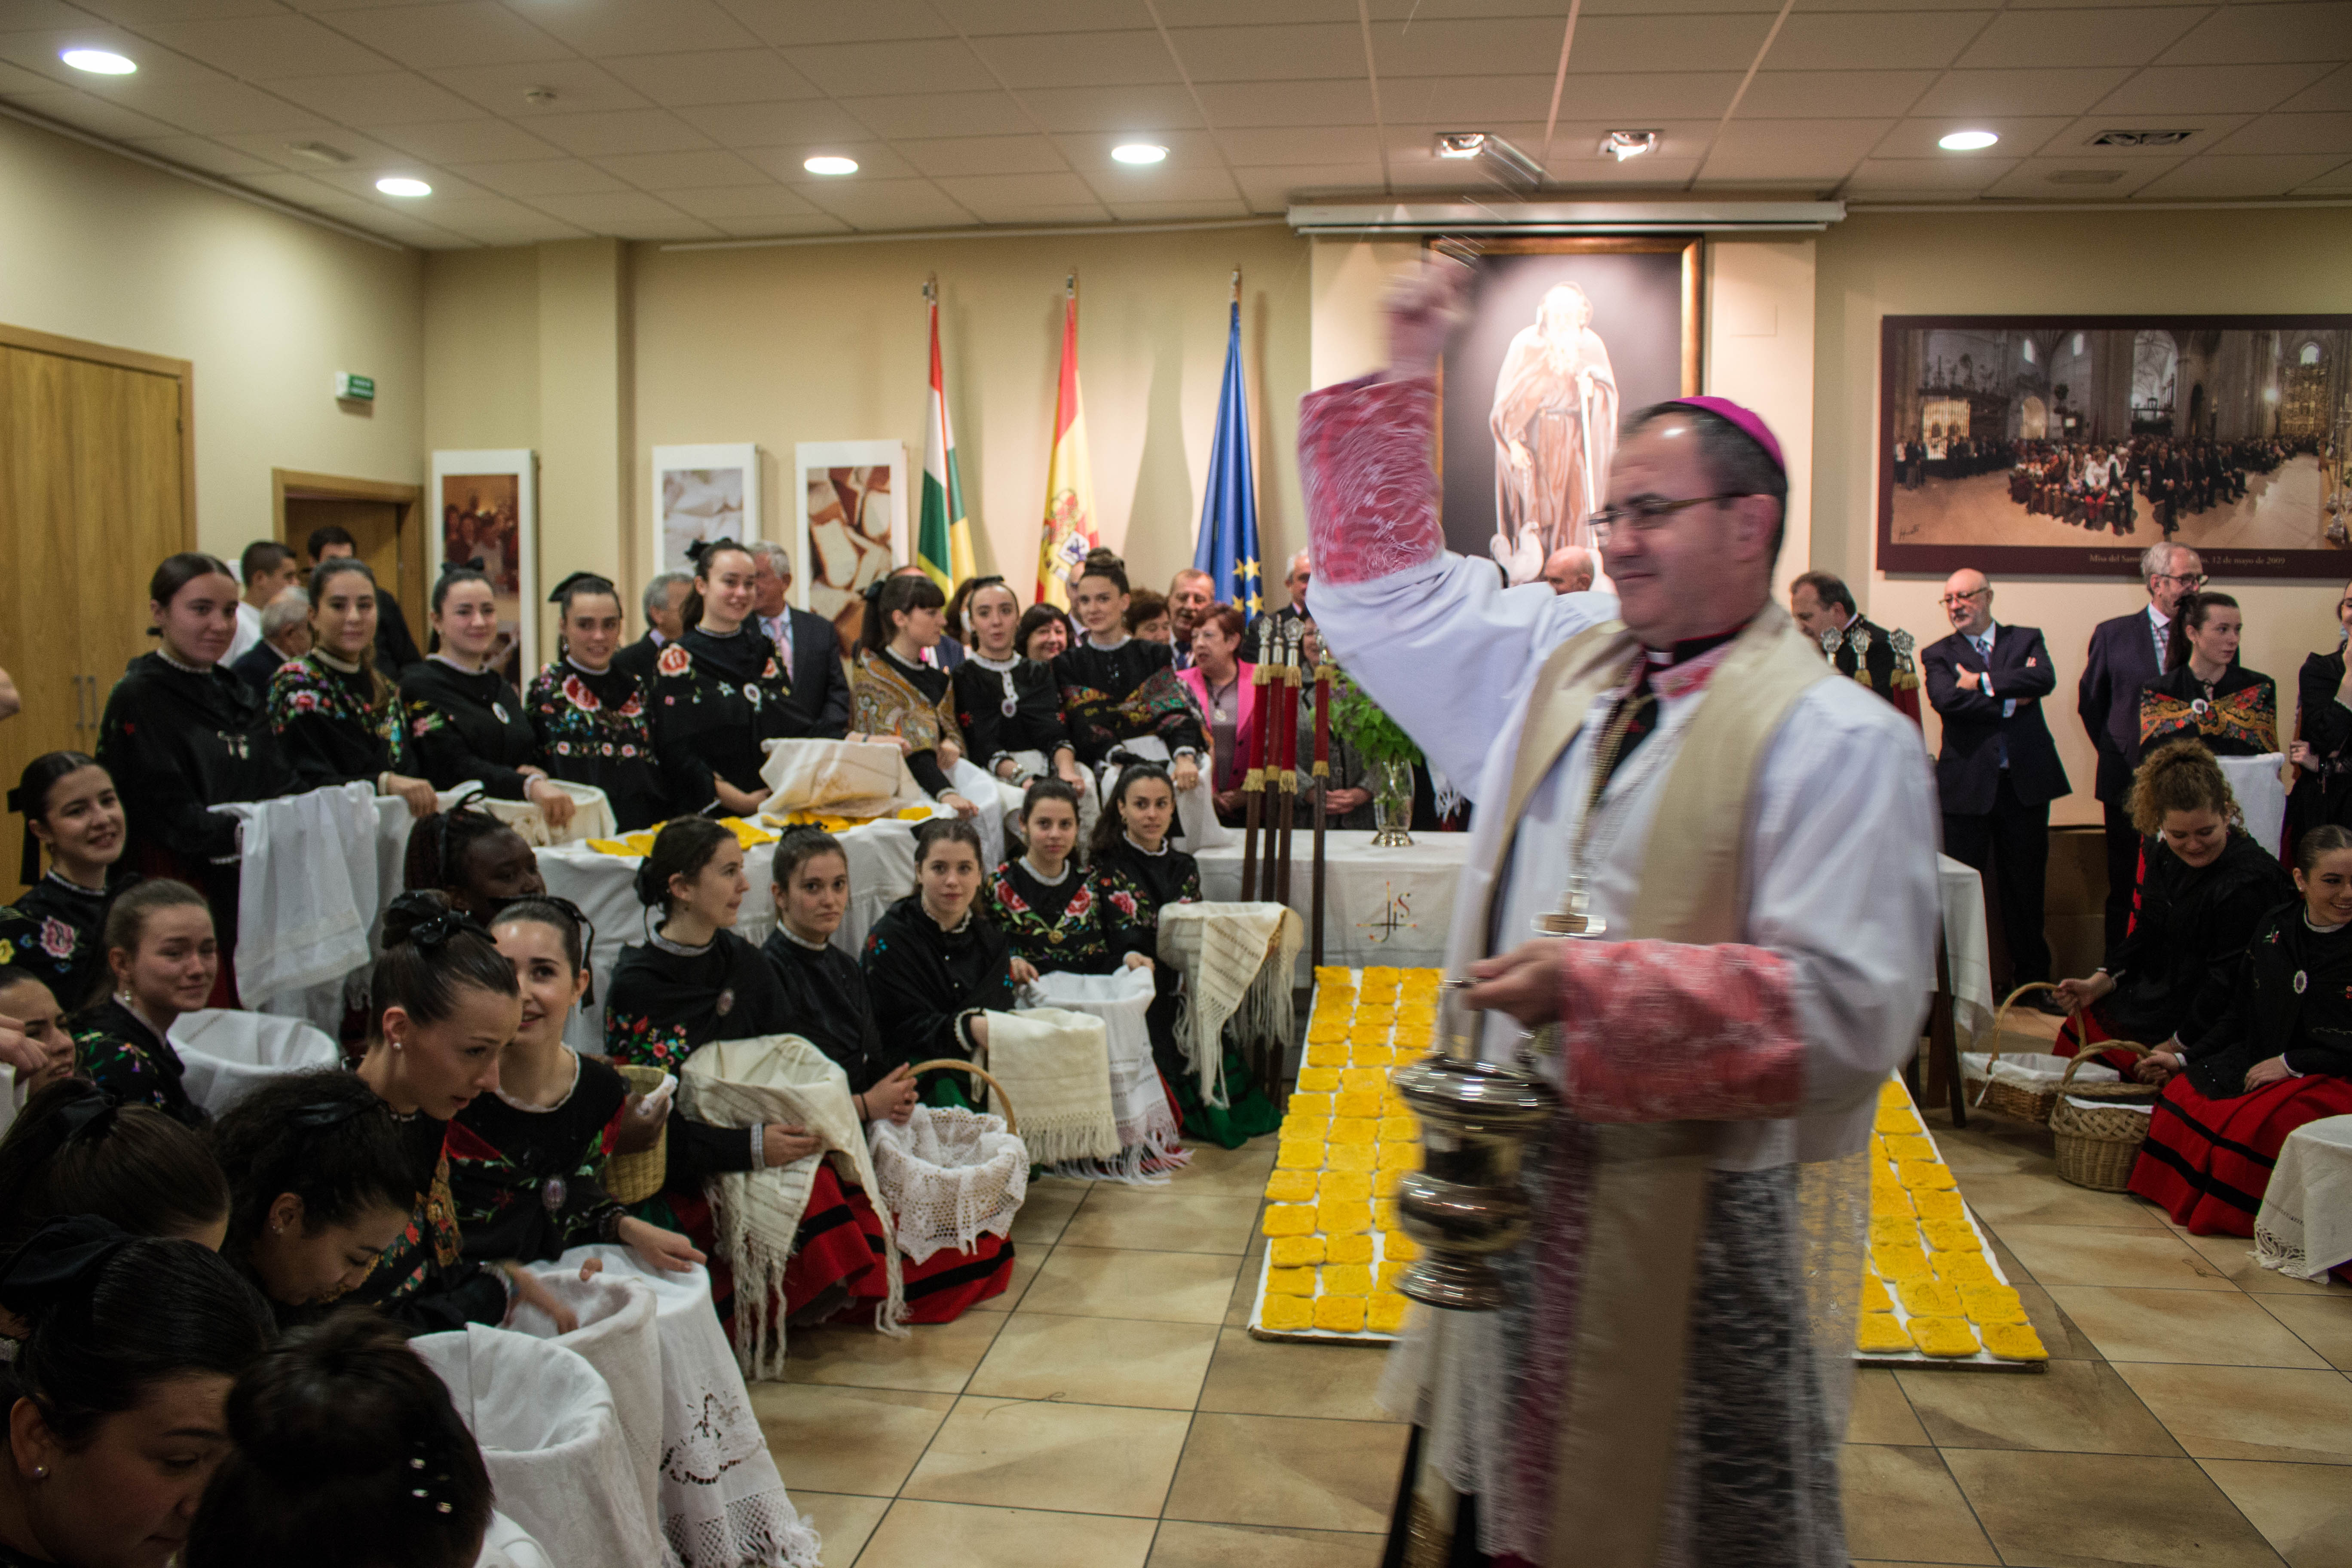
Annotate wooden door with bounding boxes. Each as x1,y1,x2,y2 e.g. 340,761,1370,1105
286,496,413,624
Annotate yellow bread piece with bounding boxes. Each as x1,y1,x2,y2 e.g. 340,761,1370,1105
1373,1199,1399,1234
1270,1236,1326,1268
1393,1025,1436,1048
1278,1115,1330,1141
1294,1067,1342,1093
1264,1170,1317,1204
1980,1321,2049,1361
1913,1189,1966,1222
1872,1243,1931,1280
1876,1106,1924,1135
1305,1043,1349,1067
1376,1142,1419,1170
1898,1278,1964,1317
1326,1233,1376,1265
1879,1077,1914,1106
1335,1091,1384,1119
1319,1171,1373,1204
1383,1229,1418,1261
1352,1047,1399,1069
1262,1294,1314,1332
1326,1143,1378,1173
1872,1186,1916,1218
1329,1118,1377,1145
1378,1261,1413,1293
1883,1135,1938,1164
1869,1135,1888,1162
1908,1316,1979,1358
1870,1215,1923,1247
1305,1022,1348,1045
1321,1264,1373,1297
1340,1067,1387,1092
1920,1218,1979,1253
1289,1093,1334,1118
1897,1160,1956,1191
1859,1274,1894,1314
1347,1029,1393,1049
1856,1313,1913,1354
1312,965,1352,982
1266,1267,1316,1296
1933,1252,1999,1286
1277,1140,1325,1170
1319,1201,1373,1235
1960,1283,2027,1324
1379,1116,1419,1143
1262,1205,1316,1237
1375,1170,1406,1200
1314,1295,1368,1332
1367,1293,1412,1335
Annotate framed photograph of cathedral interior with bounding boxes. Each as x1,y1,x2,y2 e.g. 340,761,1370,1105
794,441,906,661
1432,236,1703,585
1877,315,2352,579
428,449,536,684
650,444,760,576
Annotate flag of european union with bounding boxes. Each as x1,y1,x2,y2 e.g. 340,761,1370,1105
1193,297,1262,614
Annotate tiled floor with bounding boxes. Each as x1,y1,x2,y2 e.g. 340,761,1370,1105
752,1060,2352,1567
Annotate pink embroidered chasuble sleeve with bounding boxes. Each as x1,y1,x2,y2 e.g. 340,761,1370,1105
1554,938,1807,1123
1300,372,1445,585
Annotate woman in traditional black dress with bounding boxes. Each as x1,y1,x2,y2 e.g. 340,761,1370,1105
267,558,438,818
95,554,296,996
650,539,794,819
861,817,1027,1102
2289,575,2352,846
761,826,919,1121
399,567,576,832
0,1078,229,1253
985,779,1143,979
1053,559,1206,798
2138,591,2277,758
525,573,669,832
70,880,218,1129
402,796,545,921
1,752,127,1012
848,575,978,817
1090,763,1279,1147
951,577,1086,799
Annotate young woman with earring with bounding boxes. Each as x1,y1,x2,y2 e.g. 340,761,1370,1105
526,573,669,833
69,880,219,1129
849,575,977,818
0,753,127,1012
399,566,576,831
268,558,439,818
650,539,795,820
949,577,1085,798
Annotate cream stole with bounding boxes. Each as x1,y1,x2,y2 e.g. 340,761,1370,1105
1469,600,1828,1566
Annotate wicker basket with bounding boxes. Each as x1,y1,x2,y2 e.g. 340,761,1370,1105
603,1063,671,1206
2051,1044,2158,1191
1966,984,2160,1124
910,1059,1018,1134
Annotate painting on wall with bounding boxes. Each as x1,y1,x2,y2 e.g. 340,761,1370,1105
651,444,760,576
1878,315,2352,579
794,441,906,660
1433,236,1702,585
429,449,536,683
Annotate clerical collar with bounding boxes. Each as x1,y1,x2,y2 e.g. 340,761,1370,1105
1123,832,1167,858
565,655,612,678
430,652,485,676
649,929,714,958
1087,632,1131,652
1021,855,1071,886
45,869,105,896
775,921,831,952
967,650,1022,673
1641,625,1745,668
155,648,210,675
315,649,364,675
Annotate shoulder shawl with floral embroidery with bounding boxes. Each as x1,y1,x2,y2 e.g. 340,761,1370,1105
525,661,668,831
851,649,965,798
985,858,1114,974
651,625,796,804
270,652,408,793
2138,663,2277,758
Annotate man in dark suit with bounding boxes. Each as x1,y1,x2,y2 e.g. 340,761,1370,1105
1925,569,2073,1009
613,571,690,688
751,542,851,738
229,587,310,696
2077,542,2205,947
1790,569,1921,725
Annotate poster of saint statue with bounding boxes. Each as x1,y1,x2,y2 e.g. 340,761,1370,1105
1437,238,1700,585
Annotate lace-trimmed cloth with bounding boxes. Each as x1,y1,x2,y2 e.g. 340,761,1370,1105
1155,902,1301,1108
979,1006,1120,1166
867,1104,1029,1263
2254,1113,2352,1282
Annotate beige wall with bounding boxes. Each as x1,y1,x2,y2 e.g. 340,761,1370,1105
1815,208,2352,825
0,115,424,561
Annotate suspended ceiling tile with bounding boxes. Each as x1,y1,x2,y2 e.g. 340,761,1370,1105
1214,124,1385,165
521,0,763,57
1978,154,2180,196
1562,13,1777,74
0,27,163,89
4,87,186,141
965,201,1117,226
929,0,1157,32
1077,163,1245,203
1012,83,1204,132
1912,67,2135,117
2290,157,2352,190
1736,70,1936,118
0,57,55,95
1230,162,1371,208
598,49,822,108
1791,0,1970,10
1700,116,1895,178
208,122,421,169
318,3,573,71
89,74,325,135
525,189,721,237
1192,79,1379,128
775,37,990,98
1549,70,1747,119
2093,62,2335,115
671,98,877,147
1580,0,1783,11
720,0,958,48
1539,156,1706,185
1164,23,1364,83
1766,11,1997,71
1843,154,2020,190
657,181,832,218
1382,73,1560,123
736,140,918,181
894,133,1072,178
2040,114,2252,156
367,189,543,226
1538,119,1725,162
430,214,596,245
229,166,349,202
1366,16,1577,77
517,108,715,158
2136,151,2352,196
702,211,854,237
1100,197,1254,220
2157,3,2352,65
375,116,566,163
1955,9,2206,70
441,156,631,196
65,0,285,21
594,147,775,187
1869,116,2074,158
1048,127,1236,170
2279,64,2352,112
792,176,976,230
931,169,1104,208
124,131,284,175
833,90,1037,140
308,162,490,200
426,59,655,119
265,69,488,125
963,29,1181,89
141,13,393,78
2214,112,2352,156
1157,0,1354,22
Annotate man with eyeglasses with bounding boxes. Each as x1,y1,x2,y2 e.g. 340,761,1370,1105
1925,569,2073,1011
1301,259,1937,1568
2079,543,2205,946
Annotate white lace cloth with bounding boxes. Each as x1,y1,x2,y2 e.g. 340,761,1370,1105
519,1248,822,1568
1022,967,1186,1180
410,1324,672,1568
2256,1113,2352,1282
1155,902,1301,1106
981,1006,1120,1166
168,1008,342,1115
948,755,1008,870
2215,753,2288,856
214,781,380,1016
867,1104,1029,1264
758,738,926,818
505,1270,671,1562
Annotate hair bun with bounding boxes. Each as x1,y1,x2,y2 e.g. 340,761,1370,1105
0,1215,131,1316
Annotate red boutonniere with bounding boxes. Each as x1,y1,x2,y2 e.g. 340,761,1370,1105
562,673,601,714
657,644,690,679
763,656,780,681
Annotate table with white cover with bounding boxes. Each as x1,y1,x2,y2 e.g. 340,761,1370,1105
2255,1114,2352,1283
1194,829,1467,972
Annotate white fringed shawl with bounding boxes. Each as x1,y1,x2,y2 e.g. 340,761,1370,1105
1155,902,1302,1106
977,1007,1121,1167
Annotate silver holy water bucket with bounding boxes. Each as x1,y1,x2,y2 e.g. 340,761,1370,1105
1389,986,1554,1311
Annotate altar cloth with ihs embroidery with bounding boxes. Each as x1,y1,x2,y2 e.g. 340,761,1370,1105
1194,829,1468,971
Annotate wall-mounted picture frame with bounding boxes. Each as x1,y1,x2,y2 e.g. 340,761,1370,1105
650,443,760,577
1431,235,1703,585
795,440,907,661
428,449,536,684
1878,315,2352,580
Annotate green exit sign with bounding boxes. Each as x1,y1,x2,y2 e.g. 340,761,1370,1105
335,372,376,401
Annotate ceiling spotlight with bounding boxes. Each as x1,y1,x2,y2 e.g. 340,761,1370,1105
1433,131,1544,186
1939,129,2000,152
375,176,431,197
804,155,857,176
1602,130,1659,162
1112,143,1167,165
1436,132,1487,160
61,48,136,75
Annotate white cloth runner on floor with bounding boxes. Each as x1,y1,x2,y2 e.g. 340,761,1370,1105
1022,966,1186,1181
981,1006,1121,1166
867,1104,1029,1265
2256,1113,2352,1282
214,781,380,1015
520,1247,822,1568
168,1008,341,1116
683,1035,905,1375
1155,901,1301,1106
759,738,927,818
505,1270,671,1563
410,1324,672,1568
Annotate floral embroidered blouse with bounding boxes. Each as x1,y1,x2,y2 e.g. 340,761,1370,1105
525,659,669,831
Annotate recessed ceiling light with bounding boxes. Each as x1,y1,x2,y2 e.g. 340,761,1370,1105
804,155,858,176
1436,132,1487,159
1939,129,2000,152
375,176,431,197
61,48,136,75
1601,130,1659,162
1112,143,1167,165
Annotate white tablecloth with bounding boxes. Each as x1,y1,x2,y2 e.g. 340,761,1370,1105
2256,1114,2352,1283
2217,752,2290,858
1937,853,1994,1047
1195,828,1466,972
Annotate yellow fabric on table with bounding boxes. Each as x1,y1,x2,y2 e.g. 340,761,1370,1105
1376,1143,1418,1171
1295,1067,1342,1093
1873,1243,1930,1280
1933,1252,1999,1286
1318,1201,1373,1234
1908,1317,1978,1358
1288,1093,1333,1118
1315,1297,1368,1332
1321,1264,1373,1297
1856,1313,1912,1354
1263,1295,1314,1332
1883,1134,1937,1163
1318,1171,1372,1204
1920,1218,1979,1253
1266,1267,1315,1296
1981,1322,2049,1361
1367,1294,1412,1334
1326,1144,1378,1173
1262,1205,1316,1237
1859,1274,1893,1314
1326,1233,1375,1265
1897,1160,1956,1191
1277,1140,1325,1170
1914,1190,1966,1222
1271,1236,1326,1267
1264,1170,1317,1204
1876,1107,1924,1136
1960,1283,2026,1324
1898,1278,1963,1317
1330,1118,1377,1145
